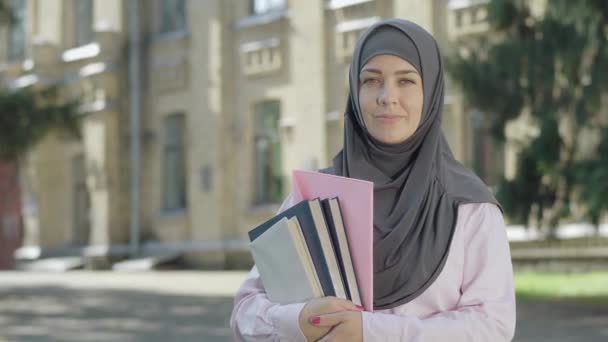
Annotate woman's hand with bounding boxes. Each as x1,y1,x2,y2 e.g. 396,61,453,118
298,296,362,342
313,310,363,342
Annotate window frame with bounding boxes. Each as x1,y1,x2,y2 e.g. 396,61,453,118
249,0,286,16
73,0,95,47
7,0,27,62
161,113,188,212
252,100,283,205
158,0,187,35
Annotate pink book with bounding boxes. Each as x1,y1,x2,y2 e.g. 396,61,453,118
291,169,374,311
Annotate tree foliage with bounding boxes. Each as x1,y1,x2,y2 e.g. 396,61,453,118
0,1,80,162
448,0,608,231
0,86,80,161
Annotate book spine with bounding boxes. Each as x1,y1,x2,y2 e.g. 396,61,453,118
310,200,347,299
321,199,351,300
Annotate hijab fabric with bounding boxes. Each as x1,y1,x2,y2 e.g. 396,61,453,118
324,19,500,310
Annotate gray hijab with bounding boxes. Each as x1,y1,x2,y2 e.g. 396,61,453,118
323,19,500,310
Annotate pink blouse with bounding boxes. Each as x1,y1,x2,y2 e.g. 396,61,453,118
230,194,516,341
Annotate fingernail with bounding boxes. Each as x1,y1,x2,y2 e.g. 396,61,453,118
310,316,320,325
356,305,364,311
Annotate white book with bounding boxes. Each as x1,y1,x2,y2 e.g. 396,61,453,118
250,217,323,304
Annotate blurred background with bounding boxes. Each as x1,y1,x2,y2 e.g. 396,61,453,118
0,0,606,341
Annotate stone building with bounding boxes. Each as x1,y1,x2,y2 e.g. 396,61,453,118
0,0,500,268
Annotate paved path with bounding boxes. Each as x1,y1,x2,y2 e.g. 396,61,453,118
0,271,606,341
515,297,608,341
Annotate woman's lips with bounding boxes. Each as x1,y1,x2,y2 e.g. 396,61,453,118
375,114,404,124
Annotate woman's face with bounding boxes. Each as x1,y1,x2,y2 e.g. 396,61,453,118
358,54,424,144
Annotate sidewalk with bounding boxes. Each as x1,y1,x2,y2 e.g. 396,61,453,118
0,271,241,342
0,271,606,341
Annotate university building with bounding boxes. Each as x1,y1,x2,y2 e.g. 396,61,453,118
0,0,501,268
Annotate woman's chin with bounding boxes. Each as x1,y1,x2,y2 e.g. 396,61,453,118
372,131,412,145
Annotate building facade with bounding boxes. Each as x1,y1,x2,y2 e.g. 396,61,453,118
0,0,499,268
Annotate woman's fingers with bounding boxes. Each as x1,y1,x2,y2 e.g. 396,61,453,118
310,311,347,327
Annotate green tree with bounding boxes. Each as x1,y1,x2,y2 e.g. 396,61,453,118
574,127,608,229
0,0,80,162
0,86,80,161
448,0,608,234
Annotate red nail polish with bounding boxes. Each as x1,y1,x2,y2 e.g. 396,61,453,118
356,305,364,310
310,316,320,325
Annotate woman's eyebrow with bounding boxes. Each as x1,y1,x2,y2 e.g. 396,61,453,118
360,68,418,75
395,70,418,75
360,68,382,75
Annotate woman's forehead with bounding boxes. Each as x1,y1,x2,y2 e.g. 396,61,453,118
360,54,419,73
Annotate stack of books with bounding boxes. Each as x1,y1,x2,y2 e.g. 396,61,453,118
247,170,374,311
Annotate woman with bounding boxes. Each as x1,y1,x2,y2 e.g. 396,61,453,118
230,18,516,342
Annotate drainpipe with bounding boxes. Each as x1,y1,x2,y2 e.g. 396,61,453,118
127,0,141,258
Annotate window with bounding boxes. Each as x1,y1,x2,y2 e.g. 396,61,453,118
253,101,283,204
250,0,285,15
160,0,187,34
74,0,94,46
8,0,26,61
162,114,187,211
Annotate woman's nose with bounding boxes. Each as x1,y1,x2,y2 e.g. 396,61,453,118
377,84,398,106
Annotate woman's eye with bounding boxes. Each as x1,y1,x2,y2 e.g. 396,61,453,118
399,79,415,86
363,78,380,85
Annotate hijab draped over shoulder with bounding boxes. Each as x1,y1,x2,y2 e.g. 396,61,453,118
322,19,500,310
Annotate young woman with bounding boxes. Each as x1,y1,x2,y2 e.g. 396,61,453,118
230,18,516,342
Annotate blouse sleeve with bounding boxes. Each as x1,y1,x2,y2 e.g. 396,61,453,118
230,192,308,342
361,203,516,342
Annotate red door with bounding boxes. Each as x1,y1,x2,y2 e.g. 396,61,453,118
0,160,23,269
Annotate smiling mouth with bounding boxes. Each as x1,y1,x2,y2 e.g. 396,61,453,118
375,114,405,123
